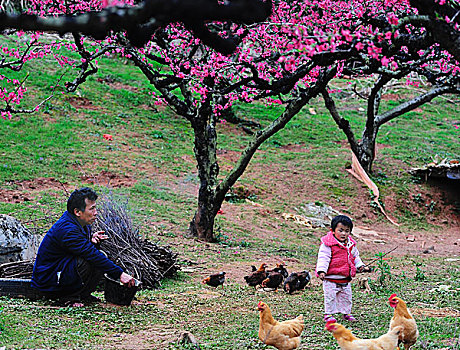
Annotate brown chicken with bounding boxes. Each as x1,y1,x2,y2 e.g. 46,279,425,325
258,301,304,350
244,263,268,288
202,272,225,288
325,320,403,350
388,293,419,349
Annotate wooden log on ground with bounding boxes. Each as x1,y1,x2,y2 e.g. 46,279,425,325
0,259,34,278
0,278,41,299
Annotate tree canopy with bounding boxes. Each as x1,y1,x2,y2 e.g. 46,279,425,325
0,0,458,240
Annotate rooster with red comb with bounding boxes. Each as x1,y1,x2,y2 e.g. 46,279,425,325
388,293,418,349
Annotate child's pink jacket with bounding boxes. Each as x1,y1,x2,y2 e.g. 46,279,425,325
315,230,364,281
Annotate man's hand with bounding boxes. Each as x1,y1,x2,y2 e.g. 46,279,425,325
120,272,135,288
318,272,325,280
91,231,108,244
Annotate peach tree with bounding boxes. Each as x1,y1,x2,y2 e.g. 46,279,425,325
0,0,458,241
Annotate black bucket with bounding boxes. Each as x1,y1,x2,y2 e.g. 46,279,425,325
104,275,139,306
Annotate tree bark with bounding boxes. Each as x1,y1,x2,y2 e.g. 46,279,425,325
357,134,378,174
188,99,220,242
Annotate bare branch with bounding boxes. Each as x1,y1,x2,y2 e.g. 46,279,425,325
1,71,66,116
366,75,392,131
214,67,337,203
376,85,458,126
321,88,360,157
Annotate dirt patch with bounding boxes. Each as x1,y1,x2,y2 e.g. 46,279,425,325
80,170,137,188
381,93,401,101
369,166,460,230
213,154,460,259
96,77,140,92
103,325,181,350
411,307,460,318
0,189,33,203
0,172,137,203
0,178,66,203
217,149,243,173
10,177,66,191
66,96,103,111
381,93,418,102
345,224,460,257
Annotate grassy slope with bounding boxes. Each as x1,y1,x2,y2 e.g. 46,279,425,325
0,41,459,349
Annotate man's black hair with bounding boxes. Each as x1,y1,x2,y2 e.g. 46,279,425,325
331,215,353,231
67,187,98,214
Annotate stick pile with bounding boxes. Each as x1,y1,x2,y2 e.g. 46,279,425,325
94,192,179,288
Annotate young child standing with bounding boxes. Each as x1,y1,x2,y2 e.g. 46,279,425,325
316,215,365,323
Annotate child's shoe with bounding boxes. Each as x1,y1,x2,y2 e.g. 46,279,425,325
343,314,358,322
324,314,337,323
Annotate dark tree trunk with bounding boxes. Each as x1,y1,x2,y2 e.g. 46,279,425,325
189,201,217,242
188,102,220,242
357,133,377,174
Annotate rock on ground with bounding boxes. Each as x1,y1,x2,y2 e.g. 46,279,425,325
0,214,39,264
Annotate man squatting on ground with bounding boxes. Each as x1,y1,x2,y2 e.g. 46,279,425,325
31,187,135,306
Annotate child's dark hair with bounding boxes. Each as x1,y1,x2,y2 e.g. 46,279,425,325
331,215,353,231
67,187,98,214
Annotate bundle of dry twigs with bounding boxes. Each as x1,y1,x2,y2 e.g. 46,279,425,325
94,192,179,288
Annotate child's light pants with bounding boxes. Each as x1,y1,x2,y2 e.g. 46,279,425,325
323,279,352,315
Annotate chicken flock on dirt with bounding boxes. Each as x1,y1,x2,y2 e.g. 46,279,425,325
244,263,311,293
202,266,418,350
202,263,311,293
324,294,418,350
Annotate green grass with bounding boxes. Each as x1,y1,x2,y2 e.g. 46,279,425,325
0,36,459,349
2,261,459,349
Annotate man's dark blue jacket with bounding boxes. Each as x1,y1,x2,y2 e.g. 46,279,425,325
31,211,123,293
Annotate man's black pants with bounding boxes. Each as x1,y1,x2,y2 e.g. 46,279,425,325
39,257,104,302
